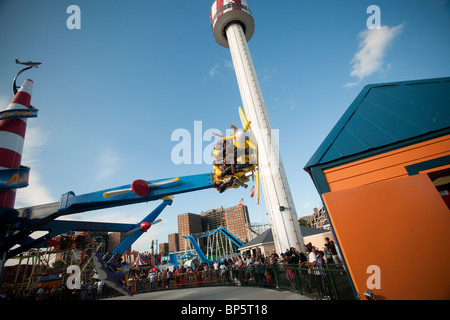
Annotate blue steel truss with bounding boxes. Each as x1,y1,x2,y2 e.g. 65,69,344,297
183,227,244,263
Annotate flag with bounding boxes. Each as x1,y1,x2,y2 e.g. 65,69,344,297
250,186,255,198
237,198,244,208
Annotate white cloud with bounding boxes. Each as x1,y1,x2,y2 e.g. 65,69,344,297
60,208,138,224
15,172,55,207
209,63,220,77
344,81,359,88
209,60,234,78
21,124,49,166
15,124,55,207
95,146,123,180
346,24,404,86
224,59,233,69
0,95,10,109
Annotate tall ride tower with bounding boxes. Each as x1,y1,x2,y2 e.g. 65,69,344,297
0,79,34,208
210,0,304,253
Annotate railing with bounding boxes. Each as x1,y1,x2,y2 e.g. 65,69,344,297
265,263,356,300
1,263,356,300
100,263,356,300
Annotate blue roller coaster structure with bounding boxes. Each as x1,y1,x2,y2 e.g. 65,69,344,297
183,227,245,264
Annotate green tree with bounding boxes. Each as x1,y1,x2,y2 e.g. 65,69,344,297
298,218,310,227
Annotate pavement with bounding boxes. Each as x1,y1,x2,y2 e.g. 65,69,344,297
104,286,313,300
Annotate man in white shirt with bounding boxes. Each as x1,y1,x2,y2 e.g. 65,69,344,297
300,243,317,268
214,261,220,279
219,262,227,282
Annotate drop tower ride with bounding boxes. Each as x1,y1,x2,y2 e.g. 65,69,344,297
210,0,304,253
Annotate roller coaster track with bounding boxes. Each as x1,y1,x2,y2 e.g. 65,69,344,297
183,227,244,263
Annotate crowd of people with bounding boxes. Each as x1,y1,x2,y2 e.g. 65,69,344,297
1,238,342,300
120,237,342,296
0,279,106,301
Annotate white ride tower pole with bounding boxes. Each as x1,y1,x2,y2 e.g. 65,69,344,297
210,0,304,254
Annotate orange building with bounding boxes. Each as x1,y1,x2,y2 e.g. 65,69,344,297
304,77,450,300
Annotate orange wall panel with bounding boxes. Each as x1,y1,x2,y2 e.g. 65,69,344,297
324,135,450,192
323,174,450,300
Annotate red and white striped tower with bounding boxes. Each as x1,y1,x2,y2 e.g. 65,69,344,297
0,79,34,208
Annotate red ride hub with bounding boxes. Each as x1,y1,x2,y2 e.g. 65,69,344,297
131,179,150,197
140,222,151,232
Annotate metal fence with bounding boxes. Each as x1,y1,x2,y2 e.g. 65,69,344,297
1,263,356,300
263,264,356,300
99,263,356,300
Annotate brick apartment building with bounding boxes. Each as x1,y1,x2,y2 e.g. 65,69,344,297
159,242,169,256
168,233,179,252
177,213,203,252
224,205,250,243
107,231,132,255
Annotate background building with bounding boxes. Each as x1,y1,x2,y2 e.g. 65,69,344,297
201,207,225,232
168,233,179,253
177,213,203,252
224,205,251,243
159,243,169,256
299,206,330,230
107,232,130,254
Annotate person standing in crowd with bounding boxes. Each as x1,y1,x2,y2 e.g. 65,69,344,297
301,242,317,268
300,242,319,294
220,262,227,283
148,270,156,291
269,250,280,286
325,237,341,264
138,270,145,292
324,243,333,263
245,253,255,282
253,256,262,284
289,247,300,264
214,260,220,281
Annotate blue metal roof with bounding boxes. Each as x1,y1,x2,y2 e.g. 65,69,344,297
304,77,450,170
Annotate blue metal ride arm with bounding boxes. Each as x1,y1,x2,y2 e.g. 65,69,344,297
112,198,173,255
4,220,137,259
1,173,213,259
58,173,213,215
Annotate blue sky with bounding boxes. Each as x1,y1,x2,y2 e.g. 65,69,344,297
1,0,449,253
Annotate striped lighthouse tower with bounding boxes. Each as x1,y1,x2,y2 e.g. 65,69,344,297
0,79,34,208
